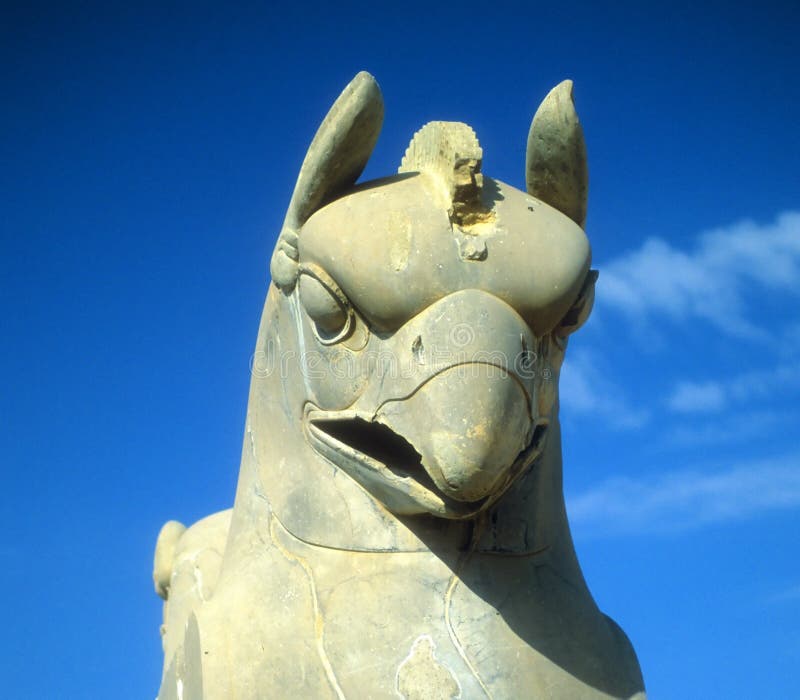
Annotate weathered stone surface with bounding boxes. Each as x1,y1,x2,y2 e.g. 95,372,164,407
526,79,589,229
153,71,645,699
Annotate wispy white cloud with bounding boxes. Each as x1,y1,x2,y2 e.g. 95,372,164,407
668,409,795,448
566,454,800,537
667,381,727,413
666,363,800,414
561,211,800,433
560,350,649,430
600,211,800,340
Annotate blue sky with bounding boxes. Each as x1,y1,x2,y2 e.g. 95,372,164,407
2,1,798,697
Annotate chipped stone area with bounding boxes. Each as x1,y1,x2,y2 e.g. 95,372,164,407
455,230,488,261
399,121,495,230
396,636,461,700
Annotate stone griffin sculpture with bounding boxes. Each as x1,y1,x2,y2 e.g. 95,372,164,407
153,72,645,699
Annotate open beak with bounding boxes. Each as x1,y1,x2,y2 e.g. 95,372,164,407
304,363,548,519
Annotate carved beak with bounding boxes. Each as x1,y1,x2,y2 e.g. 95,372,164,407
375,364,534,503
304,290,551,519
305,398,546,520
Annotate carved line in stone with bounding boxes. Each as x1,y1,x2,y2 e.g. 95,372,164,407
444,518,493,699
269,514,346,699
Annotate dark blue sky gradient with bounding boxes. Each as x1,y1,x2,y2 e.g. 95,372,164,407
2,2,799,697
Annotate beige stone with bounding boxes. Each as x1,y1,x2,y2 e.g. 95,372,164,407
154,71,645,699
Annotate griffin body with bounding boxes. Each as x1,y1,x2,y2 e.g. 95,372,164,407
153,72,645,699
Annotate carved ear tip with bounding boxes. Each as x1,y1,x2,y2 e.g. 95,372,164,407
345,71,384,116
551,79,576,103
351,70,382,94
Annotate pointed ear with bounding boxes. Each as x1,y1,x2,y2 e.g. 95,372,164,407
525,80,588,228
271,72,384,290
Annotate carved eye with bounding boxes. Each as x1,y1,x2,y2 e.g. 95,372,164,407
298,265,353,344
556,269,597,338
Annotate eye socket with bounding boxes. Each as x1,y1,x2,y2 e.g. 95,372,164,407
556,269,597,338
298,264,353,344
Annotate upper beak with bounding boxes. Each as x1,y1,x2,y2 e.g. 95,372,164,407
376,363,533,502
